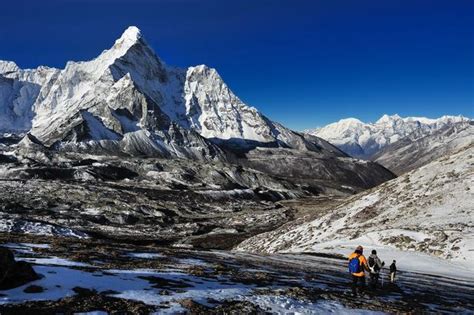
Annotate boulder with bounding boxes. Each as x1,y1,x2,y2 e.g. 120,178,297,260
0,247,15,273
23,285,45,293
0,247,40,290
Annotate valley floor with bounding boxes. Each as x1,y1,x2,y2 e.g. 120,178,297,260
0,234,473,314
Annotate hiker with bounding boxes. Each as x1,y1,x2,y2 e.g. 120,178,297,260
390,260,397,283
368,250,384,289
348,245,368,296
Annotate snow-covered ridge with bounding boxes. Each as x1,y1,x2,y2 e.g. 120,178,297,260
306,114,472,159
372,121,474,174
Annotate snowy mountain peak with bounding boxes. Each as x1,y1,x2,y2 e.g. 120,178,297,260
109,26,145,55
376,114,401,124
308,114,472,159
338,117,364,126
94,26,156,70
436,115,470,124
0,61,20,74
188,64,215,75
0,26,350,160
117,26,142,44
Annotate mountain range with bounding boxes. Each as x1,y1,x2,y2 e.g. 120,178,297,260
0,26,394,191
372,120,473,174
0,26,336,157
306,114,472,161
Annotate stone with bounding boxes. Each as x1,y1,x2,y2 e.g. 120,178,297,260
0,261,40,290
23,285,45,293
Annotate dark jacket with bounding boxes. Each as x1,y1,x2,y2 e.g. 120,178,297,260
390,262,397,273
368,254,383,274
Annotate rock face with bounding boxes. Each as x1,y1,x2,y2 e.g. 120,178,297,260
307,114,472,159
372,121,474,174
0,247,39,290
236,142,474,262
240,147,394,190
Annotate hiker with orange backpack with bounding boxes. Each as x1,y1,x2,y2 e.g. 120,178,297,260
348,245,369,296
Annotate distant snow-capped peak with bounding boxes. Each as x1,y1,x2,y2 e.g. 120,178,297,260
0,61,20,73
375,114,468,126
306,114,472,159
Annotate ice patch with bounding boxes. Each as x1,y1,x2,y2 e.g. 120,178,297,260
0,266,151,304
20,243,50,249
127,252,165,259
0,219,88,238
244,295,385,314
17,257,92,268
177,258,209,267
1,243,50,255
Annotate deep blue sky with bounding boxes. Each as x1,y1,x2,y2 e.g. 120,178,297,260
1,0,473,130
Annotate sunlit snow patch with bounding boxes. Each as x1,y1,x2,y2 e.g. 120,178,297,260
1,243,50,255
0,219,88,238
127,252,165,259
244,295,385,314
177,258,209,267
17,257,93,268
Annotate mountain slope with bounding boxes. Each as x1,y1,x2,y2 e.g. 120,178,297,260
236,143,474,264
307,114,471,159
0,62,59,133
372,121,474,174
